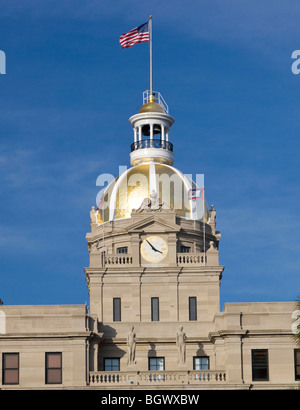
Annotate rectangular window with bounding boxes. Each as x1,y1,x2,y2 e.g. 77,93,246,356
117,247,128,254
180,245,191,253
193,356,209,370
101,251,106,267
113,298,121,322
149,357,164,371
104,358,120,371
252,349,269,381
295,349,300,380
45,352,62,384
151,297,159,321
189,297,197,321
2,353,19,385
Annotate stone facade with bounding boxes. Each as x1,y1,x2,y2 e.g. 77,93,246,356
0,90,299,390
85,205,298,390
0,305,90,388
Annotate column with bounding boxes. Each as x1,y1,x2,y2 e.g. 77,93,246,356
134,128,137,143
161,124,165,146
224,335,244,384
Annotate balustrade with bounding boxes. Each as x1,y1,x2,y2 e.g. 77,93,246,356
103,253,214,267
131,139,173,152
177,253,207,266
89,370,226,386
105,255,133,265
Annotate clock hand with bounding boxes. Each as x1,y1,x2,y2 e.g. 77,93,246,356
146,239,157,251
146,239,163,253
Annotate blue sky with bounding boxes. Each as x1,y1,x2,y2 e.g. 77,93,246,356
0,0,299,309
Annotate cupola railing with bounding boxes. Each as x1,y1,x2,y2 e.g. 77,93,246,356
131,138,173,152
143,90,169,113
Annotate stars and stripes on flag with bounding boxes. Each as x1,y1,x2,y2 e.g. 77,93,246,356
119,21,149,49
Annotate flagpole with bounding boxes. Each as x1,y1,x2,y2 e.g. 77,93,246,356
203,185,206,266
149,15,153,97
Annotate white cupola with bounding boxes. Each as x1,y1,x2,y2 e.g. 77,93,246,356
129,90,175,166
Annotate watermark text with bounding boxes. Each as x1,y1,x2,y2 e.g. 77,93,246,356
0,50,6,74
291,50,300,74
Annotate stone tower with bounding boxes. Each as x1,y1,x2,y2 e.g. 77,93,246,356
85,90,224,378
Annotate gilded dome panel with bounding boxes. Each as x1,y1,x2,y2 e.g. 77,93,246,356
115,164,150,220
97,162,208,223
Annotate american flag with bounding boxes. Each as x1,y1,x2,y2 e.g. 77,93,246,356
188,188,205,200
119,22,149,49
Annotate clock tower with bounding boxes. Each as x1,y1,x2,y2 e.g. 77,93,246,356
85,90,224,376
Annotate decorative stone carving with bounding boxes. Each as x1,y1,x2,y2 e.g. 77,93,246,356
127,326,136,364
209,204,216,234
208,240,215,250
89,242,98,253
209,204,216,222
90,206,97,224
134,190,166,213
88,239,101,254
93,342,99,371
176,326,186,364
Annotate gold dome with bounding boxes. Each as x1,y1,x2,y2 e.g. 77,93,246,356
138,94,165,114
97,162,208,223
138,101,165,114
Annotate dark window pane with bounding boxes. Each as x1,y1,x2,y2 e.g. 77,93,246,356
151,297,159,321
295,349,300,380
4,354,18,368
3,353,19,385
189,297,197,321
113,298,121,322
46,353,62,384
47,354,61,368
47,369,62,384
101,251,106,267
117,247,128,254
104,358,120,371
194,356,209,370
4,369,19,384
253,368,268,380
149,357,164,371
252,350,268,381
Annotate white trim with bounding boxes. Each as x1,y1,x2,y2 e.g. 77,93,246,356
0,310,6,334
130,147,174,166
149,162,157,196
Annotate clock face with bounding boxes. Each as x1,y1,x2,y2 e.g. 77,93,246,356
140,235,168,263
